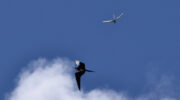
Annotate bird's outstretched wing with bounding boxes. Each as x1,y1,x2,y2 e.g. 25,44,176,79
86,69,94,72
103,20,113,23
116,13,123,20
75,72,84,90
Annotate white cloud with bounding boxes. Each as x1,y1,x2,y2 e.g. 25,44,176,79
6,58,177,100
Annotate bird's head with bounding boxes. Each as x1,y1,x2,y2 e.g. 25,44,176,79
75,60,80,66
73,60,80,70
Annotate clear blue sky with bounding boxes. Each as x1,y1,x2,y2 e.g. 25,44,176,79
1,0,180,99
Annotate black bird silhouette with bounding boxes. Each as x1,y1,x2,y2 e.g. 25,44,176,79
73,60,94,90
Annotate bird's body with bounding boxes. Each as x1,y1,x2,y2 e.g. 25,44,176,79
74,60,94,90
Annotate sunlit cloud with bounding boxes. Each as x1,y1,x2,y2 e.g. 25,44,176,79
6,58,177,100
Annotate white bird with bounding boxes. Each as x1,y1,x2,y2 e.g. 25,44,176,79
103,13,123,24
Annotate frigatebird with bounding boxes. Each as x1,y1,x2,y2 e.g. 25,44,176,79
73,60,94,90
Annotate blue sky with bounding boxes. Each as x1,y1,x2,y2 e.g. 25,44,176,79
1,0,180,99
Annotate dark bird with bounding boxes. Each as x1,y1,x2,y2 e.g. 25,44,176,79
73,60,94,91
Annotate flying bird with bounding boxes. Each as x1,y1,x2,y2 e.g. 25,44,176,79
103,13,123,24
73,60,94,91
